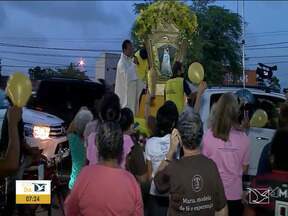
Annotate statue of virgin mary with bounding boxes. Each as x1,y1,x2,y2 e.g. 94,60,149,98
161,48,172,77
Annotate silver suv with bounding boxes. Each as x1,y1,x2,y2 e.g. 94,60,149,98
0,90,67,160
198,86,286,176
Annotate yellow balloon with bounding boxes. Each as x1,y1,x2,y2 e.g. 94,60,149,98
250,109,268,128
188,62,204,84
6,72,32,107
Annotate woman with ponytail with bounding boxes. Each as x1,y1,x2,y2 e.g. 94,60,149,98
86,92,122,165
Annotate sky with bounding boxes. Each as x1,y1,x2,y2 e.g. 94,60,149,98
0,1,287,88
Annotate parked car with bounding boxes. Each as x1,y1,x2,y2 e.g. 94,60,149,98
28,78,106,125
0,90,66,159
198,86,286,176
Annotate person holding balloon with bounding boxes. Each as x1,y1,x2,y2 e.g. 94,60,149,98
0,106,22,177
1,72,43,215
165,61,207,114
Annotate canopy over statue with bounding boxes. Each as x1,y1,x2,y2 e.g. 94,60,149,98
134,1,198,117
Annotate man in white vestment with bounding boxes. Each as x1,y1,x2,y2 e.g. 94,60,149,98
115,40,140,114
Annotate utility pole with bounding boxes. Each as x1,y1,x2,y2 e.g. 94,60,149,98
242,0,246,88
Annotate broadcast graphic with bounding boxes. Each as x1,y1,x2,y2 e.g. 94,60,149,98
16,180,51,204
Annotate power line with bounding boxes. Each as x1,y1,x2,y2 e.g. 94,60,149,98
246,46,288,50
247,54,288,59
246,34,288,39
1,64,96,69
246,30,288,35
246,41,288,48
0,42,121,53
0,57,67,66
0,36,125,41
0,50,120,59
247,61,288,66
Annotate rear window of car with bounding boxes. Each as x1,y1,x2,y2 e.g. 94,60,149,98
36,80,104,107
209,92,285,129
30,80,105,123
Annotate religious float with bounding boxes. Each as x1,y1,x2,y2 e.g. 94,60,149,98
133,1,199,134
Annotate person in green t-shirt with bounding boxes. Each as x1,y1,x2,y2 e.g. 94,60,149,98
68,108,93,189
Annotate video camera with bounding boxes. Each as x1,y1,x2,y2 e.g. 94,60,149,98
256,63,277,79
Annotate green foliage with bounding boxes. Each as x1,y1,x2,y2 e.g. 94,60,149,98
57,63,88,80
28,63,88,80
186,5,242,85
133,1,197,41
28,66,56,80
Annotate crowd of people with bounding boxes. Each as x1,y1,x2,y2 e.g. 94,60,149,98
0,39,287,216
64,40,288,216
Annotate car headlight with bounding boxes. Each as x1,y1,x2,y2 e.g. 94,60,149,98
33,126,50,140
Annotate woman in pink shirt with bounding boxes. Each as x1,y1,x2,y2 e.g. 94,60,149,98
65,121,143,216
119,108,136,168
86,94,135,168
86,92,121,165
202,93,250,216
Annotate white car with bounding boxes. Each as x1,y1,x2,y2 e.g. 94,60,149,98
0,94,67,160
198,86,286,176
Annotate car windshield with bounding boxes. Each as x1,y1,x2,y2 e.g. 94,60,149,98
33,80,105,123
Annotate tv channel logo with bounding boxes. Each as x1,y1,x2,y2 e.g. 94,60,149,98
16,180,51,204
247,188,270,204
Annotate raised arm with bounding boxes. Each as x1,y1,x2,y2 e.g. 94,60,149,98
194,81,207,113
0,107,22,177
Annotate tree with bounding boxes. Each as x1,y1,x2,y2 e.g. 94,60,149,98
28,63,88,80
28,66,55,80
187,4,242,84
132,0,243,85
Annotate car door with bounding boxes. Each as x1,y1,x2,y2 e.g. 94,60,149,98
247,94,285,176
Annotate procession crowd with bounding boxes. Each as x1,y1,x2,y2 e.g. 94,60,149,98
0,40,287,216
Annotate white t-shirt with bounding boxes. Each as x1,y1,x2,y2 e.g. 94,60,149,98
145,134,170,196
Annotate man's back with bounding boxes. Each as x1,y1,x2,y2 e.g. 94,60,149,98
154,154,226,216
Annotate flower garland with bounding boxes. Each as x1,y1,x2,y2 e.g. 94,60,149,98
134,1,198,41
